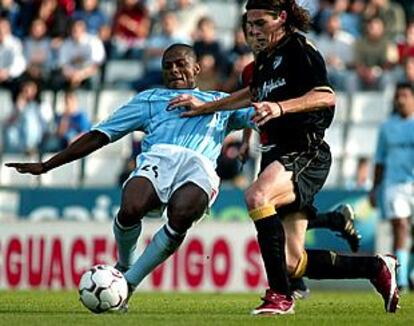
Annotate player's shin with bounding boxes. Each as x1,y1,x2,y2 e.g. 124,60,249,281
250,205,290,294
113,215,142,272
125,222,185,287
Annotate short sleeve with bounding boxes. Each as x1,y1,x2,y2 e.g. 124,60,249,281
91,94,151,142
226,107,256,131
297,39,334,93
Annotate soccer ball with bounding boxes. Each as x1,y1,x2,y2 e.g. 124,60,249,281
79,264,128,313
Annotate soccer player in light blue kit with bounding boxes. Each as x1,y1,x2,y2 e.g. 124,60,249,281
6,44,255,310
370,82,414,291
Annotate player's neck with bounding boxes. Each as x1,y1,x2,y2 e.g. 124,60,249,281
267,29,287,52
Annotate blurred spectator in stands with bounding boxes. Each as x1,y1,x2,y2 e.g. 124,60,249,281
173,0,206,39
145,0,169,18
58,0,75,15
226,25,250,64
369,82,414,291
312,0,334,35
397,22,414,64
73,0,111,56
0,17,26,98
351,17,398,91
193,17,226,73
314,0,365,38
0,0,24,37
23,18,53,89
45,90,91,151
345,156,373,190
73,0,109,36
394,0,414,22
34,0,69,49
133,11,188,91
333,0,361,38
221,51,254,93
316,13,355,91
52,19,105,90
3,80,52,154
196,52,221,91
400,57,414,86
363,0,406,40
345,0,366,37
111,0,150,59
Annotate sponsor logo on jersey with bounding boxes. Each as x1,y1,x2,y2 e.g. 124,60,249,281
257,78,286,100
273,56,283,70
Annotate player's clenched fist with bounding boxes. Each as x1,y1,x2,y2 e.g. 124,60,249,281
5,162,47,175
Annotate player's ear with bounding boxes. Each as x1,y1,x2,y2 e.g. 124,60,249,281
193,62,201,76
278,10,287,23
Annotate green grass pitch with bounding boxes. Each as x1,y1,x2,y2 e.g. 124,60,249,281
0,290,413,325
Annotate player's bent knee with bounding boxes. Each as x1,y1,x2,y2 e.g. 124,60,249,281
288,251,308,278
117,205,145,227
167,203,205,233
245,187,268,210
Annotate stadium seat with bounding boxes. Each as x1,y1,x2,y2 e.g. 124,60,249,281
324,122,344,158
83,156,125,187
104,60,144,88
0,154,40,187
0,89,14,123
334,92,349,123
208,1,239,31
54,90,97,120
344,124,379,156
96,90,136,121
350,91,392,123
40,153,81,187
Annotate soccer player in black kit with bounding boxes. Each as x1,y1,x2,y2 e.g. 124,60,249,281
170,0,399,316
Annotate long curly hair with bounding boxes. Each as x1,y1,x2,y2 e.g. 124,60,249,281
245,0,312,33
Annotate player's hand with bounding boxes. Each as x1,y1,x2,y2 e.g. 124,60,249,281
238,142,250,163
251,101,282,126
168,95,209,117
5,162,47,175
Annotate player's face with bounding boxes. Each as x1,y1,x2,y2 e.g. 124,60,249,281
396,88,414,117
162,50,200,89
246,9,286,52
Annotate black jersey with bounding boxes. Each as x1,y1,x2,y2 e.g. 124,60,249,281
250,32,335,153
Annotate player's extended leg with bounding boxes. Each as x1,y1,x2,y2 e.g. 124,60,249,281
113,177,162,272
124,182,208,288
308,204,361,252
288,246,400,312
391,217,410,290
246,161,296,315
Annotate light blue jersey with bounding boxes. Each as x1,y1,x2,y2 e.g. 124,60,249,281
92,88,255,168
375,114,414,185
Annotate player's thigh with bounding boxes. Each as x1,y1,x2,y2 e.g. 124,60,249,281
167,182,209,231
245,160,295,210
282,211,308,274
119,177,162,219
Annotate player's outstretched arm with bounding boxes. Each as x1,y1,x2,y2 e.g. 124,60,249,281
168,87,251,117
6,130,110,175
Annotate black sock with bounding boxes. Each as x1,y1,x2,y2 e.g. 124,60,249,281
308,212,344,231
255,215,290,294
307,212,332,230
304,249,381,279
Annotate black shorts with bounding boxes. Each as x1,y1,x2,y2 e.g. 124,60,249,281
260,141,332,218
